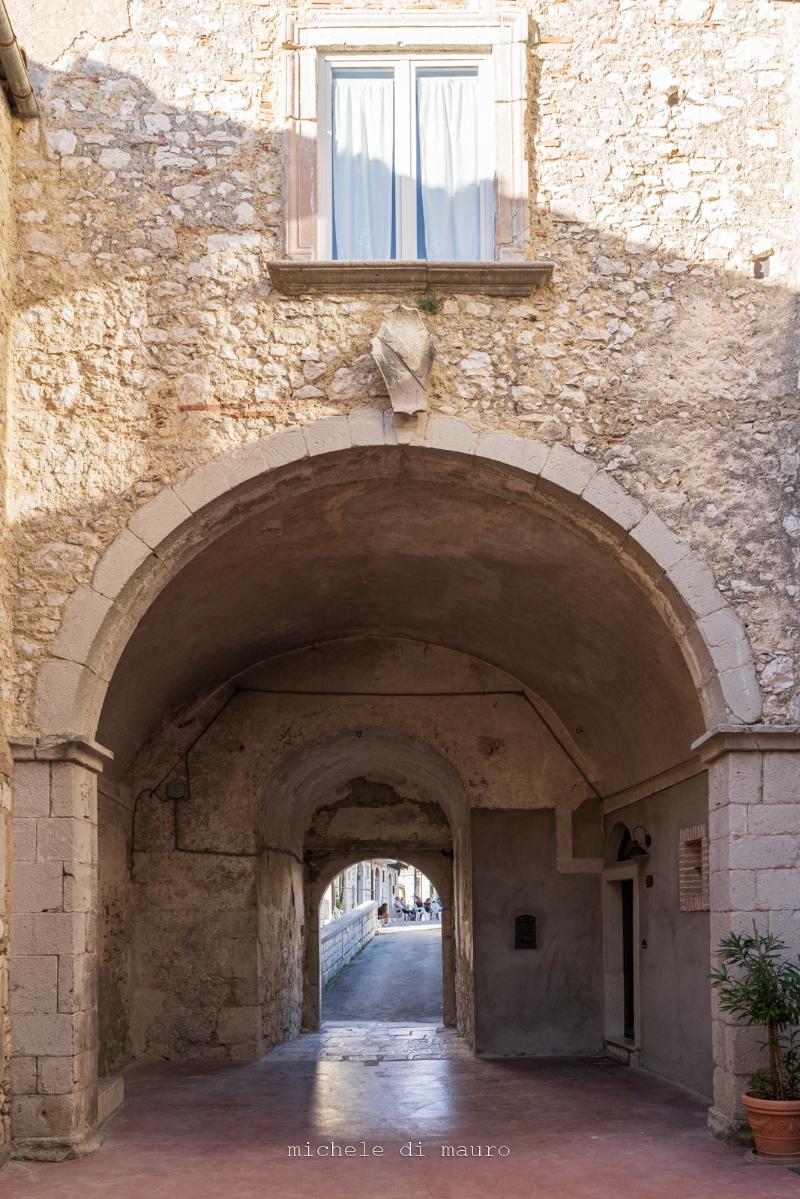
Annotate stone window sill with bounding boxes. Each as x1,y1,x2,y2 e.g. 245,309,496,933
266,260,554,297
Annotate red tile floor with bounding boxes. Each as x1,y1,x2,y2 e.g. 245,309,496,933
2,1023,798,1199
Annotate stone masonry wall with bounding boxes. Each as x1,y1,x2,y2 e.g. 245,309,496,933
0,89,16,1162
320,902,377,988
1,0,799,737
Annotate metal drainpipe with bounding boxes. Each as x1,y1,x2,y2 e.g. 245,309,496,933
0,0,38,119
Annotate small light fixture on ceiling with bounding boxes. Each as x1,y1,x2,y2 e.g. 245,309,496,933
629,826,652,857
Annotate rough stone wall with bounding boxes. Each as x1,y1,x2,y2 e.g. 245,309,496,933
0,0,797,741
0,89,15,1162
257,851,303,1054
131,785,262,1062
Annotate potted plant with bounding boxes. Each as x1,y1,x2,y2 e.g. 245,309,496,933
711,928,800,1159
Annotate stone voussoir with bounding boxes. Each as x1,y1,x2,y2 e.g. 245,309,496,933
664,552,728,624
302,415,352,457
91,529,153,603
347,406,391,447
474,429,549,476
626,510,691,576
423,413,479,455
52,588,115,670
173,457,235,515
538,441,598,500
581,471,646,539
127,487,193,551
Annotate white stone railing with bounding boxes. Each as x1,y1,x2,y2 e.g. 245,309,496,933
320,901,378,988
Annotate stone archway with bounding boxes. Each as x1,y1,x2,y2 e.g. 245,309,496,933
259,725,470,1038
33,412,759,738
11,413,778,1158
306,847,456,1032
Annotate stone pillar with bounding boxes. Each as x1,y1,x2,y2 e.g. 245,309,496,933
0,764,12,1166
9,736,111,1161
302,882,322,1032
440,871,457,1029
695,725,800,1144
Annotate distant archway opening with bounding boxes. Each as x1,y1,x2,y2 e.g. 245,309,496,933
319,858,445,1025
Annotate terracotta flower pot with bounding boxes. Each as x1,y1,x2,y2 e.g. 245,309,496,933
742,1091,800,1158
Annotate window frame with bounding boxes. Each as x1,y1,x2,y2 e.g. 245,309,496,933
318,52,496,262
281,11,532,265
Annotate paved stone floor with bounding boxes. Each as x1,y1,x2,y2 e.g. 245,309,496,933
4,929,797,1197
4,1039,800,1198
267,1019,466,1062
322,921,443,1021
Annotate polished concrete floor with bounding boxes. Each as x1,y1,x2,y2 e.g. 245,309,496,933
322,921,443,1021
4,928,798,1197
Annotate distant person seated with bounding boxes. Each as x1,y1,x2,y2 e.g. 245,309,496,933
377,902,389,926
415,897,424,921
432,896,442,921
423,897,432,920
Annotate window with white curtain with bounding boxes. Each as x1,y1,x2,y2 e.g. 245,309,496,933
320,55,495,262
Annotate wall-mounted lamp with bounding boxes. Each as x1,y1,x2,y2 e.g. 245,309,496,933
629,826,652,857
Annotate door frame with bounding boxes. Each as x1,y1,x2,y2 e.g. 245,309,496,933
601,862,642,1063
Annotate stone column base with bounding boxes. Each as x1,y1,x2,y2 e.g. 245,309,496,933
11,1129,103,1162
707,1105,752,1147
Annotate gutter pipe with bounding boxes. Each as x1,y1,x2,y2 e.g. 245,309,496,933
0,0,38,119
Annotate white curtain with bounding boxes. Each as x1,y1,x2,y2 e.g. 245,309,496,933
416,72,481,261
332,72,394,260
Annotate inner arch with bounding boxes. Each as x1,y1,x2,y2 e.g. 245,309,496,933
98,447,706,796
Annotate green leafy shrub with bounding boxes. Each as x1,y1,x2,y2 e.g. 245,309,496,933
711,929,800,1100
